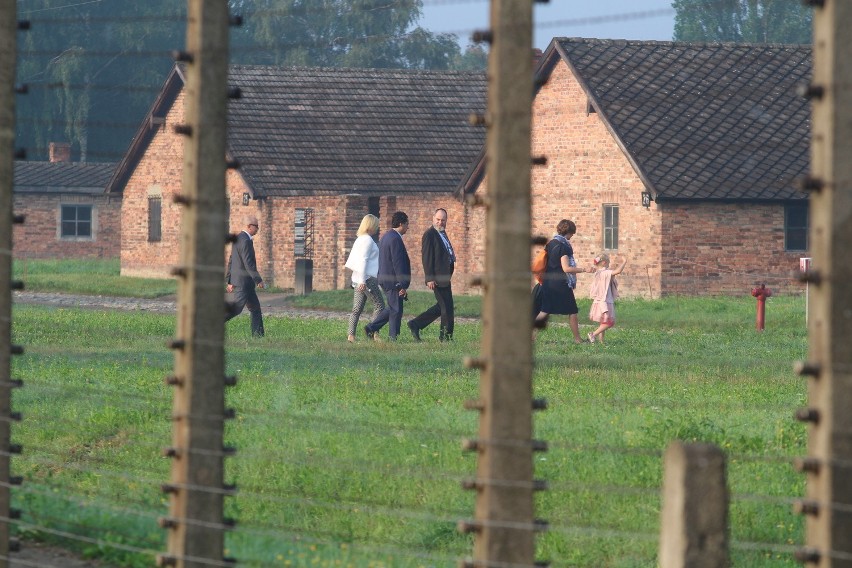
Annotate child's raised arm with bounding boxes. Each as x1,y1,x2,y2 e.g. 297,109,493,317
612,257,627,276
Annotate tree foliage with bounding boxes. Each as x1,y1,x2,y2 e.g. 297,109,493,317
15,0,484,163
672,0,812,44
16,1,185,161
229,0,473,70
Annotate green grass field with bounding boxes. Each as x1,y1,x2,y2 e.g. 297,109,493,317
9,260,809,566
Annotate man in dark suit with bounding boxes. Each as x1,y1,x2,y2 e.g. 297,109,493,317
408,208,455,342
365,211,411,341
225,215,265,337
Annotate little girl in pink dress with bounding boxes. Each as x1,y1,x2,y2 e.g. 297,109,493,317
588,253,627,345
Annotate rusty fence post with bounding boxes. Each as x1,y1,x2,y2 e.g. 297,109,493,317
659,441,729,568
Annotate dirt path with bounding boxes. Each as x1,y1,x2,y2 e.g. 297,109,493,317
13,290,348,319
11,541,113,567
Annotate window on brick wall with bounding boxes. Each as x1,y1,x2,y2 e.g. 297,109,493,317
295,208,314,258
785,202,808,251
603,204,619,250
148,197,162,242
60,204,92,238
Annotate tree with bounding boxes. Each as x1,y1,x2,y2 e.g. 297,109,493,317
16,0,483,163
16,0,185,161
228,0,477,70
452,43,489,72
401,28,466,70
672,0,812,44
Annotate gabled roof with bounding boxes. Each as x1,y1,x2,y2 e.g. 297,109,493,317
461,38,811,202
228,65,486,198
108,64,487,198
14,161,116,194
106,65,185,194
545,38,812,202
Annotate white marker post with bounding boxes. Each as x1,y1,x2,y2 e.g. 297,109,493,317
800,257,811,324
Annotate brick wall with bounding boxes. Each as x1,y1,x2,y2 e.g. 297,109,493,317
262,194,460,293
117,87,468,292
13,193,121,259
121,93,269,283
262,195,344,291
120,91,187,278
464,62,660,298
531,63,662,297
380,196,466,292
119,61,806,298
462,59,805,298
661,202,806,295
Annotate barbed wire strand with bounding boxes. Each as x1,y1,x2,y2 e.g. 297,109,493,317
0,520,159,560
8,0,824,564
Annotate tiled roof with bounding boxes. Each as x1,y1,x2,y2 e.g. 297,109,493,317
226,65,487,198
14,161,116,194
550,38,811,201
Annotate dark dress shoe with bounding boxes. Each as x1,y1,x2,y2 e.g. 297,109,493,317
407,321,421,342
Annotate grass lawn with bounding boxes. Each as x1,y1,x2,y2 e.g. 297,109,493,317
9,260,808,566
13,258,178,298
10,290,808,567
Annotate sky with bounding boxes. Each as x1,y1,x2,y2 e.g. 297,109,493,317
419,0,676,50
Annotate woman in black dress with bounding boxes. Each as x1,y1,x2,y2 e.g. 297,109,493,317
534,219,592,343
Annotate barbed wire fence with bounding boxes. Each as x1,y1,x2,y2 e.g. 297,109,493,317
0,0,847,567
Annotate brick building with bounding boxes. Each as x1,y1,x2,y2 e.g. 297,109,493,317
13,143,119,259
110,39,813,298
460,38,812,297
106,64,486,292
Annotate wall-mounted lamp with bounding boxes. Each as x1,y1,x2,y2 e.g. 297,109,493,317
242,193,250,206
641,191,652,208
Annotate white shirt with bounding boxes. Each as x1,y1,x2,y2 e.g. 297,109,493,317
345,234,379,285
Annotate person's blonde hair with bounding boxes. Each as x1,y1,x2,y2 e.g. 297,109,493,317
356,214,380,237
593,253,610,266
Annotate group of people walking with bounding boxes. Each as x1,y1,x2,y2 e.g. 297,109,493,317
533,218,626,345
347,208,456,343
221,209,456,342
223,212,625,346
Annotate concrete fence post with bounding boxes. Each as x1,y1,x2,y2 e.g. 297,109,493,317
0,1,18,565
159,1,232,567
798,1,852,566
659,441,729,568
461,1,540,567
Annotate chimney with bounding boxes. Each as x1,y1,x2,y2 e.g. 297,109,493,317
49,142,71,163
532,48,543,68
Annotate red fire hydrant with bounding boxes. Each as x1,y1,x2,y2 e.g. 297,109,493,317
751,283,772,331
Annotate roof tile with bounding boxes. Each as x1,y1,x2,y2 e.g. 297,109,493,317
554,38,811,201
13,161,116,194
226,66,487,198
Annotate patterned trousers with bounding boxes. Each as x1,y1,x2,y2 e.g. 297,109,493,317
347,277,385,336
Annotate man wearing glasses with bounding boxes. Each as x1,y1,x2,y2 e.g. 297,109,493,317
408,208,455,342
226,215,265,337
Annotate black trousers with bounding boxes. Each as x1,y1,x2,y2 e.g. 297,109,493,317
410,284,454,339
366,287,405,339
226,285,264,337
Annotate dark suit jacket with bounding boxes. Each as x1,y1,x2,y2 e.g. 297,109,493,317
421,227,455,287
226,231,263,287
377,229,411,292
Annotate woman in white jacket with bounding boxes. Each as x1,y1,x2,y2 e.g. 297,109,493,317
344,214,385,342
